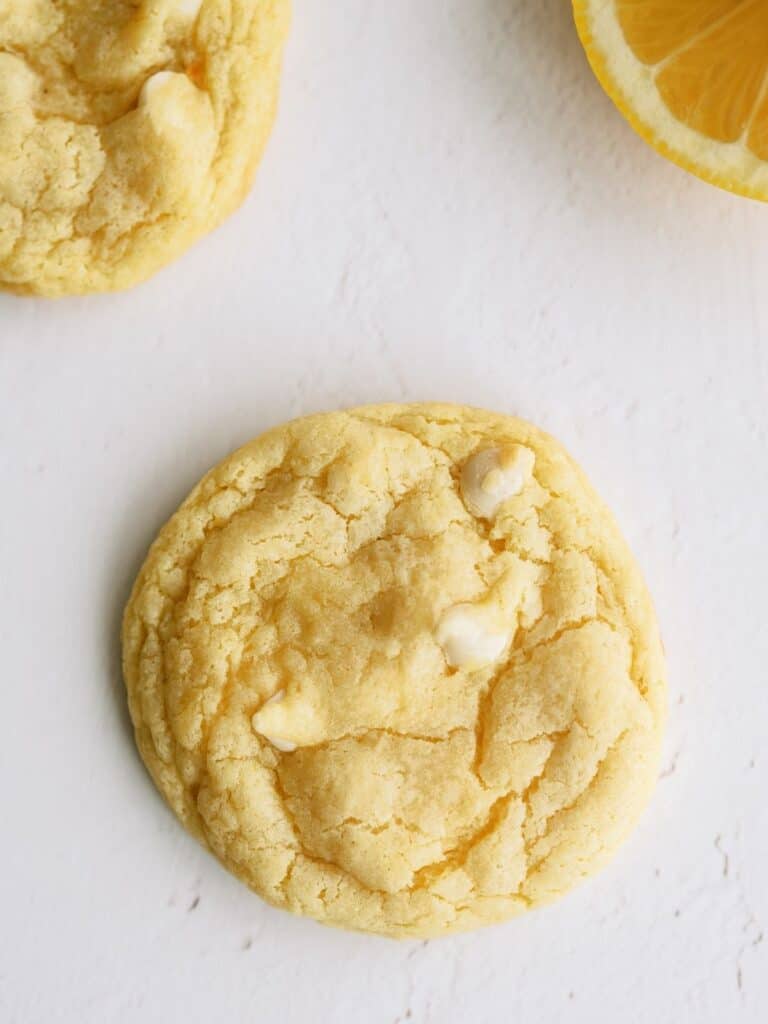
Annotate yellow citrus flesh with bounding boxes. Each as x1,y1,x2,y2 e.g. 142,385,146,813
574,0,768,198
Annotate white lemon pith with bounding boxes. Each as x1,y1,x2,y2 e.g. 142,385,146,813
122,404,666,938
574,0,768,200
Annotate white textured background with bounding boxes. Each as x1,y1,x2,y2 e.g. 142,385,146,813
2,1,767,1021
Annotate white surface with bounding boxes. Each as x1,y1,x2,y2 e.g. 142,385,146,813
1,2,767,1021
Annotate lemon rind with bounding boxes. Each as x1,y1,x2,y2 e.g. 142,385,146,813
573,0,768,202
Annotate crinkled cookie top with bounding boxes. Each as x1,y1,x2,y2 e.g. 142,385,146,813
123,404,666,938
0,0,289,296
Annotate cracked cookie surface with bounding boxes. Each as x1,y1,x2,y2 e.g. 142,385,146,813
122,403,666,938
0,0,289,296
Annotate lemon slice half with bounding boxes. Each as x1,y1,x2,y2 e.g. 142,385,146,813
574,0,768,199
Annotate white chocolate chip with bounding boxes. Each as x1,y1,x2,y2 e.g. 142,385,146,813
436,604,510,671
138,70,178,106
251,691,297,753
175,0,204,19
460,446,535,520
265,734,297,753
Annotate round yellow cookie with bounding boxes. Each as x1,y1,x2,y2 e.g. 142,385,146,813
122,404,666,938
0,0,289,297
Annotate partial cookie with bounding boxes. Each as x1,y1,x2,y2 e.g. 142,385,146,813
122,404,666,938
0,0,289,296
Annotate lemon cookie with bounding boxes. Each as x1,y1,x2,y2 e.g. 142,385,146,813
122,404,666,938
0,0,289,296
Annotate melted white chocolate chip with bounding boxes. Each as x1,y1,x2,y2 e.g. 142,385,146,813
175,0,204,19
251,691,297,753
138,70,178,106
460,445,535,520
436,604,511,671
